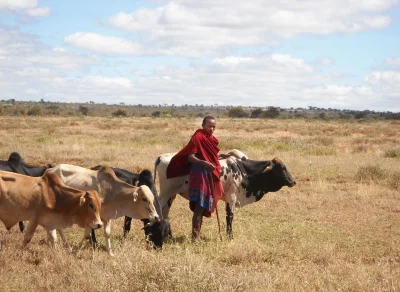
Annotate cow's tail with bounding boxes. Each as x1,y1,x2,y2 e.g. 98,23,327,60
153,156,163,218
154,156,161,184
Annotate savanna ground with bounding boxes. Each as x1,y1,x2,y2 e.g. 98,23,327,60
0,116,399,292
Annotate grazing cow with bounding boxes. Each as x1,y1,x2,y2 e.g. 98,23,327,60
0,171,102,249
46,164,159,255
0,152,53,232
90,165,171,249
155,150,296,238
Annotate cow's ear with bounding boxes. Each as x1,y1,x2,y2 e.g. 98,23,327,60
133,191,138,202
80,195,86,205
272,157,280,163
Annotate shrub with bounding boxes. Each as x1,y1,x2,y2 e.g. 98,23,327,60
27,105,42,116
304,147,336,156
262,107,280,118
151,111,161,117
112,108,128,117
228,107,249,118
387,171,400,189
355,165,385,181
384,149,400,158
79,106,89,116
251,108,263,118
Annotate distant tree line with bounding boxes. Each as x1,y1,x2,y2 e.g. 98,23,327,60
0,99,399,120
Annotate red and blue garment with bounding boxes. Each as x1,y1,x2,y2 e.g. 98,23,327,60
166,129,223,216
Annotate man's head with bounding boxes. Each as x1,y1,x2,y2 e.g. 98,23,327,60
202,115,216,135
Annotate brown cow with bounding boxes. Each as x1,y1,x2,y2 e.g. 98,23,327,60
0,171,103,249
46,164,159,255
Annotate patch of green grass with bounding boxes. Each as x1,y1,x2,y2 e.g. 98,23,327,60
355,165,385,181
303,147,336,156
352,145,370,153
35,134,52,144
387,171,400,190
309,136,335,146
273,142,293,151
384,149,400,158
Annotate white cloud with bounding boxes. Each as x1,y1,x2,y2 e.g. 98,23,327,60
385,57,400,67
0,0,50,17
365,71,400,95
64,32,143,56
0,0,37,10
105,0,396,56
303,85,377,109
26,6,49,17
320,58,333,66
25,88,40,95
84,76,132,89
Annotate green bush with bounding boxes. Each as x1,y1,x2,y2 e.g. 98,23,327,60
228,107,249,118
27,105,42,116
151,111,161,117
251,108,263,118
387,171,400,189
355,165,385,181
384,149,400,158
112,108,128,117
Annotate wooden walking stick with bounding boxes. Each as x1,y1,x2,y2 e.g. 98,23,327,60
209,171,223,242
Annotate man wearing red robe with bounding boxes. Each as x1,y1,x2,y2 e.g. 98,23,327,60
167,116,223,242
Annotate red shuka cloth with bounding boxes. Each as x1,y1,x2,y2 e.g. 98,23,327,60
167,129,223,207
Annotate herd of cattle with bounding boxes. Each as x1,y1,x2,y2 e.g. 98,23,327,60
0,150,296,255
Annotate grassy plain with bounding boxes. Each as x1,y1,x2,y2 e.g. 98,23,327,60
0,116,399,292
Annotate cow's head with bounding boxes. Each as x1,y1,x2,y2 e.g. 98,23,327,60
267,157,296,188
79,190,103,229
134,185,160,222
238,158,296,199
142,219,171,249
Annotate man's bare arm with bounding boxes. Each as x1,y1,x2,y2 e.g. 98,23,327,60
188,154,216,171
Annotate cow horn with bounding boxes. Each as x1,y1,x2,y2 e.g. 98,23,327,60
262,165,273,173
79,195,86,205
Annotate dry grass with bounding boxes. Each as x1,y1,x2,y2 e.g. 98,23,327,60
0,117,400,291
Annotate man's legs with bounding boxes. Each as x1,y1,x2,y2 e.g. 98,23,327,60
192,201,204,242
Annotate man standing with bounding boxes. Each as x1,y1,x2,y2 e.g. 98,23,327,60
166,116,223,242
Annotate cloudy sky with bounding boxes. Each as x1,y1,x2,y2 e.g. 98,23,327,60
1,0,400,111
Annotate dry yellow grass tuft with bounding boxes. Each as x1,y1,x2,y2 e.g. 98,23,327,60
0,117,399,291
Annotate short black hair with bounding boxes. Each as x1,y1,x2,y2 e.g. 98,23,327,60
202,115,216,126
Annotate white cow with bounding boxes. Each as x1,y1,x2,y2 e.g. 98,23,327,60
155,149,296,238
47,164,159,255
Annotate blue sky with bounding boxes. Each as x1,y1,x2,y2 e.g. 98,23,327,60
1,0,400,111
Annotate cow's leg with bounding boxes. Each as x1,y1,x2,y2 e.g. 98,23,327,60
123,216,132,238
18,221,25,233
78,227,92,249
47,229,57,248
22,219,39,247
104,220,114,256
161,194,177,219
226,203,233,239
90,229,97,247
58,229,72,252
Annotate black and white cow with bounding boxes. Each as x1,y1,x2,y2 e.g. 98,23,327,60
155,150,296,238
0,152,53,232
90,165,170,248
